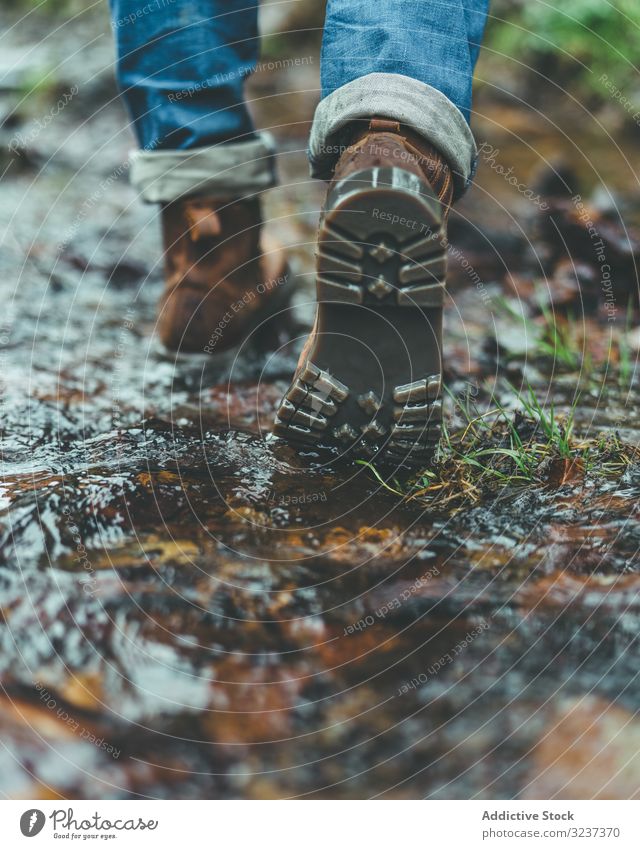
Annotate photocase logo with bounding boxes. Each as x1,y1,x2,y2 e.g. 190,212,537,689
20,810,45,837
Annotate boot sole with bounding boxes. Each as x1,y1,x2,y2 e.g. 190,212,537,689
274,166,446,468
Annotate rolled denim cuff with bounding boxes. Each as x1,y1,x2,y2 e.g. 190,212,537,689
129,132,277,203
308,73,477,199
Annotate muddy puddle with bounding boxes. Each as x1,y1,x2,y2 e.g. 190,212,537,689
0,4,639,799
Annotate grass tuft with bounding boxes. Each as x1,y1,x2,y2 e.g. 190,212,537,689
359,382,639,510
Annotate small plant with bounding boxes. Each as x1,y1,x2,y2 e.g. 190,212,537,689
494,294,640,394
536,301,581,371
495,295,582,371
513,381,577,460
615,299,637,391
358,381,638,509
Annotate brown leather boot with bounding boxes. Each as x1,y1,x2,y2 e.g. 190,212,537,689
158,196,288,353
274,118,453,467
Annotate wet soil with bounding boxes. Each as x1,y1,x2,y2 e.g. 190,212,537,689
0,4,640,799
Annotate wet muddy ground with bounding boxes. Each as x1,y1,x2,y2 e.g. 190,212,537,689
1,5,640,799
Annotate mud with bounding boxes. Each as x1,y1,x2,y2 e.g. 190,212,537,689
0,3,639,799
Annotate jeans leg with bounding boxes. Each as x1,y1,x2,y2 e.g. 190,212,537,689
109,0,276,201
310,0,490,197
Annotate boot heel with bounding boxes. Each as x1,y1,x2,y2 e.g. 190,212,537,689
274,165,447,468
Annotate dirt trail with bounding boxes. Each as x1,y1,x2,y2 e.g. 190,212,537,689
0,6,639,799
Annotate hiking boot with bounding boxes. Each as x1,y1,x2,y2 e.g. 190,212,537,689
158,196,288,353
273,118,453,467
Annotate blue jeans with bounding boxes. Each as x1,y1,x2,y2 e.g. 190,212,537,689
110,0,489,202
